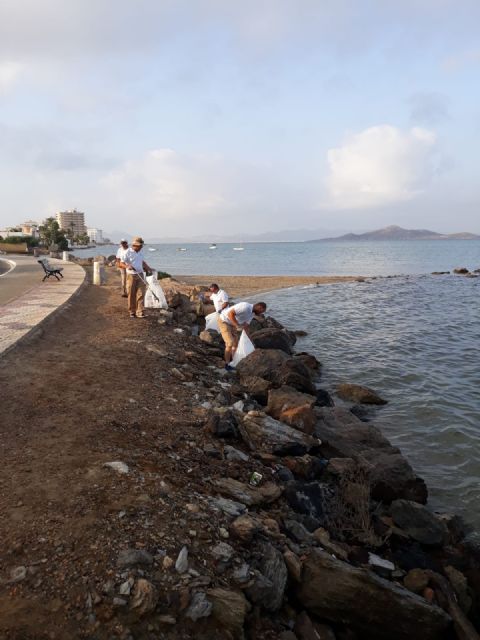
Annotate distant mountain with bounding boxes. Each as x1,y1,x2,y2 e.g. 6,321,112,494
145,228,350,244
307,225,480,242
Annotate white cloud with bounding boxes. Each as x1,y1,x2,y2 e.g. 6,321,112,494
0,62,22,93
325,125,438,209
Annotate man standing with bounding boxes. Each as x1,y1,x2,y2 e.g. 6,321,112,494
218,301,267,370
121,237,152,318
205,283,229,314
115,239,129,297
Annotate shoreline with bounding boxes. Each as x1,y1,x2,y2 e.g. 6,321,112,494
0,267,477,638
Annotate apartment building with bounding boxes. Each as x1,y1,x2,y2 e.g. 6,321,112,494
87,228,103,243
56,209,86,236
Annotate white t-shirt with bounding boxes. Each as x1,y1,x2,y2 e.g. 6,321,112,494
116,246,128,261
220,302,254,326
123,247,145,274
211,289,229,313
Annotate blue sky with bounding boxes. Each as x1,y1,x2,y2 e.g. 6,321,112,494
0,0,479,238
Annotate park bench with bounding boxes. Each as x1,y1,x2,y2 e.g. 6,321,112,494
38,258,64,282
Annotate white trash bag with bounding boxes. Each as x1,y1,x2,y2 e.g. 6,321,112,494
145,271,168,309
231,330,255,368
205,312,219,332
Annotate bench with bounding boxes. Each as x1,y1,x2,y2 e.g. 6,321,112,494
38,259,64,282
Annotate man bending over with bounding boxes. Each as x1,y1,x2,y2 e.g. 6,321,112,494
218,301,266,370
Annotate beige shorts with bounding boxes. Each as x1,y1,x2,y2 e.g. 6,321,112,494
217,317,238,349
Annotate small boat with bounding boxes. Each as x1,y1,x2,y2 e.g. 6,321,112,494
209,243,217,250
233,246,244,251
147,247,157,252
176,247,187,252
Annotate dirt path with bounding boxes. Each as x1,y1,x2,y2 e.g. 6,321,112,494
0,273,240,639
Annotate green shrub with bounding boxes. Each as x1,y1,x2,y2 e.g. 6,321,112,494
156,271,171,279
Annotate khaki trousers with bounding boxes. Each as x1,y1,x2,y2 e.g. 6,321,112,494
119,268,127,294
127,274,146,315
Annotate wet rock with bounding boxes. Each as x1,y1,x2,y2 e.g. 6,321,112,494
230,514,261,543
453,267,470,274
298,549,451,640
130,579,158,617
185,591,212,621
251,328,295,354
315,388,335,407
284,519,313,544
336,383,387,405
390,500,447,546
403,568,429,594
249,315,288,333
214,477,283,506
206,411,239,439
175,546,189,574
245,542,288,612
224,445,249,462
285,481,333,521
116,549,153,569
267,386,317,434
293,352,321,371
208,588,250,636
349,404,371,421
242,413,317,456
369,452,428,504
211,542,235,563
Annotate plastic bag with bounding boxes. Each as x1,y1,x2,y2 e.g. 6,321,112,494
231,330,255,367
145,271,168,309
205,311,219,332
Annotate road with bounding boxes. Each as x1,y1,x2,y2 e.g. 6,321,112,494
0,255,42,305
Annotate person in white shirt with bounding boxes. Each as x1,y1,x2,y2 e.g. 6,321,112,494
119,236,152,318
205,283,229,313
115,239,129,297
218,301,267,370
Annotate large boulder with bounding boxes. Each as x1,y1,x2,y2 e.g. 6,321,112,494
237,349,315,396
337,383,387,405
390,500,448,546
298,550,451,640
267,386,317,434
245,542,288,612
242,413,318,456
251,328,295,354
315,408,427,504
213,477,283,507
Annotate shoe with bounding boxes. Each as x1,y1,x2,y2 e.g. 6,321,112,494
224,364,235,372
129,313,136,318
122,293,128,298
137,313,146,318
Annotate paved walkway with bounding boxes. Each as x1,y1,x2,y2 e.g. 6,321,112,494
0,257,86,357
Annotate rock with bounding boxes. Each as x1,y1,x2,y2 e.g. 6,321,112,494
9,566,27,583
206,411,239,439
230,514,261,542
208,588,250,635
204,444,221,458
240,376,273,403
453,267,470,274
214,477,283,506
104,461,129,474
315,388,335,407
175,546,189,574
276,466,295,482
326,457,357,477
245,542,288,612
336,383,387,405
116,549,153,569
285,481,333,521
163,555,174,569
283,455,327,480
293,352,321,371
404,568,429,594
284,519,313,544
211,542,235,563
200,329,223,347
251,328,295,354
444,566,472,613
224,445,249,462
283,549,302,582
315,408,427,504
349,404,371,421
242,413,317,456
237,349,316,396
208,497,247,518
279,632,298,640
390,500,447,546
185,591,212,621
113,597,127,607
312,528,349,561
295,611,336,640
368,552,395,578
233,563,251,586
267,386,317,433
119,578,134,596
298,549,451,640
130,579,158,617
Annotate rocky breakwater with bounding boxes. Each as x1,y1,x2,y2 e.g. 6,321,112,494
195,307,480,640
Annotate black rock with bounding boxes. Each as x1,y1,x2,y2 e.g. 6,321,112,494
275,466,295,483
349,404,371,421
284,481,334,520
206,411,239,439
390,499,448,546
315,388,334,407
273,443,309,457
245,542,287,612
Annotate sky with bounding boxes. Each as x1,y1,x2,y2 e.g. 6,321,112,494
0,0,479,239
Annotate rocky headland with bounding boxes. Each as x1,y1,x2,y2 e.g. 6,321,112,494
0,265,479,640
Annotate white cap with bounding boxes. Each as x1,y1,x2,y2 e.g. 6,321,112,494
120,238,127,243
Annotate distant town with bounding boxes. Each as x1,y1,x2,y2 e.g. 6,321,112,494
0,209,110,251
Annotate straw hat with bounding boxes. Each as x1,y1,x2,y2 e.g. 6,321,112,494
132,236,144,247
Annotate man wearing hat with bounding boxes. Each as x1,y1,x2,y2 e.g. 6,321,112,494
115,239,129,297
120,237,152,318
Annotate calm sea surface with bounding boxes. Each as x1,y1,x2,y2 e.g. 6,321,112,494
75,241,480,525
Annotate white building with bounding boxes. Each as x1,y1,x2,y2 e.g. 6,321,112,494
87,228,103,243
56,209,87,236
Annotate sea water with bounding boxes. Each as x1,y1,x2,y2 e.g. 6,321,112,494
75,240,480,525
